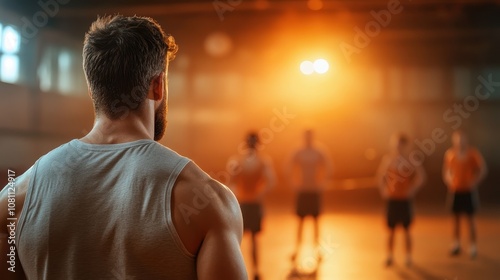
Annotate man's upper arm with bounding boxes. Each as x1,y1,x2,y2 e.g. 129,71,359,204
412,165,427,191
0,168,31,280
375,155,390,189
442,150,453,185
0,168,31,235
472,148,488,183
195,180,247,280
473,149,487,170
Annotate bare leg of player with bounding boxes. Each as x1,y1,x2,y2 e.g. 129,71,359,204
313,217,322,261
292,218,304,262
386,228,395,266
451,214,461,256
251,233,260,280
404,228,412,266
468,215,477,259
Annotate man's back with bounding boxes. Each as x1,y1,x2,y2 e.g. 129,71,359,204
383,155,417,200
232,153,274,203
1,15,247,280
17,139,197,279
292,147,330,190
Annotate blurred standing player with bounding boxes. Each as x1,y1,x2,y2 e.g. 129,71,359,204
443,130,487,259
229,132,276,280
286,129,333,262
377,133,426,267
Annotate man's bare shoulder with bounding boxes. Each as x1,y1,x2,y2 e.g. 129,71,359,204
174,162,241,230
176,162,237,204
1,167,32,193
0,167,32,234
444,148,455,159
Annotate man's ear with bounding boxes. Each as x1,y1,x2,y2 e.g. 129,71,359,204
148,72,164,101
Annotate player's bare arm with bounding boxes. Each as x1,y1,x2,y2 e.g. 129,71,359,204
172,162,247,280
472,149,488,188
376,155,391,198
0,168,31,280
410,165,426,196
442,149,453,186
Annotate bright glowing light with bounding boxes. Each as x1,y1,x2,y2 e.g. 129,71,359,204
2,26,20,54
300,60,314,75
0,54,19,83
313,59,329,74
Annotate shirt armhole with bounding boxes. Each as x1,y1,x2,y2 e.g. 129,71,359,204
17,159,41,242
163,158,196,259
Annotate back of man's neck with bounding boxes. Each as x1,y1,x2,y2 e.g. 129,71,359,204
80,116,153,144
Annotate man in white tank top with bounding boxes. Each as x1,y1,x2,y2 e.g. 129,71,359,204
0,15,247,280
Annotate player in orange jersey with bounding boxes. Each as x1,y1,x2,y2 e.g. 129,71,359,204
377,133,426,267
229,132,276,280
443,130,487,259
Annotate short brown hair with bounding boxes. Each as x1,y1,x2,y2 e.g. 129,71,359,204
83,15,178,119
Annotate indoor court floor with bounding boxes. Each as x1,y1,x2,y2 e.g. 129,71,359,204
241,193,500,280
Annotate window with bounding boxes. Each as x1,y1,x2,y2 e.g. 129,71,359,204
0,24,21,84
480,68,500,100
38,46,86,95
38,47,55,92
57,51,73,93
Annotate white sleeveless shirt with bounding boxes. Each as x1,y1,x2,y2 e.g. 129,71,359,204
17,139,197,279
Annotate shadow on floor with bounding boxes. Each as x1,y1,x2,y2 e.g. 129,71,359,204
388,263,447,280
409,264,447,280
286,268,318,280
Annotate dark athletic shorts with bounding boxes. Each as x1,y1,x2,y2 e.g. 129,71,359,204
450,191,477,215
387,200,413,229
240,203,262,233
296,191,321,218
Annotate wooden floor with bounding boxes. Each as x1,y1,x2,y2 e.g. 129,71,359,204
241,199,500,280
